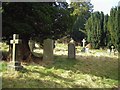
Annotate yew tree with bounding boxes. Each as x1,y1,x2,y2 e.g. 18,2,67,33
2,2,73,60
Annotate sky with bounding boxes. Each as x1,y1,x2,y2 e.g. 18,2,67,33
66,0,119,15
91,0,119,15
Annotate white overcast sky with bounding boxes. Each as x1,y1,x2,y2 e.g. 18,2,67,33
91,0,119,15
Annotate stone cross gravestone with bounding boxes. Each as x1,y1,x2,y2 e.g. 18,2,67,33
43,39,53,61
9,34,23,71
82,39,86,47
81,39,86,52
68,40,76,59
111,45,114,55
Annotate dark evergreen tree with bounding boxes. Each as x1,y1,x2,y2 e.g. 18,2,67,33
103,14,110,47
107,7,119,50
85,11,104,49
2,2,73,60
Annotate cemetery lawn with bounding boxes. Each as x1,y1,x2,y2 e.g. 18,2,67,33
1,56,119,88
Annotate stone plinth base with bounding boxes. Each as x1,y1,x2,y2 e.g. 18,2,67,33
8,61,23,71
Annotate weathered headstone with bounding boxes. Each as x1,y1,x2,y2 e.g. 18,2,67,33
107,49,111,55
85,48,89,53
43,39,53,61
85,43,91,53
9,34,23,71
68,40,76,59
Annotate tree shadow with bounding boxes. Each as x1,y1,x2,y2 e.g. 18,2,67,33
43,54,119,81
20,67,74,83
2,76,65,88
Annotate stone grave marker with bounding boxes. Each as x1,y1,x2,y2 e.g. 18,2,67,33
82,39,86,47
111,45,115,55
68,40,76,59
81,39,86,52
9,34,23,71
107,49,111,55
43,39,53,61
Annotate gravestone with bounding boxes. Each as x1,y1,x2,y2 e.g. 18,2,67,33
111,46,115,55
9,34,23,71
82,39,86,47
107,49,111,55
85,43,91,53
43,39,53,61
81,39,86,52
68,40,76,59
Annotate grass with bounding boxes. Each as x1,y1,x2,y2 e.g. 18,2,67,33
0,42,119,88
1,56,119,88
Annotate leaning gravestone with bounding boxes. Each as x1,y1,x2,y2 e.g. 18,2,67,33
43,39,53,61
68,40,76,59
9,34,23,71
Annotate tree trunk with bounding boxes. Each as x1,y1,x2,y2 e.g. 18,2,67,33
19,39,31,62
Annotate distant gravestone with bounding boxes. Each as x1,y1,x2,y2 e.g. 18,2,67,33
111,46,115,55
107,49,111,55
82,39,86,47
81,39,86,53
9,34,23,71
43,39,53,61
68,41,76,59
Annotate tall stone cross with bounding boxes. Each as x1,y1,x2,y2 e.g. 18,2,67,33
9,34,23,71
82,39,86,47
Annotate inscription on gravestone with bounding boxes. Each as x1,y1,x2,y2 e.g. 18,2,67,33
68,41,76,59
43,39,53,61
9,34,23,71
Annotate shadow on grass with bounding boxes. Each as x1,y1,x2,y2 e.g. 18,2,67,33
2,76,64,88
43,55,119,81
21,67,74,83
2,66,88,88
1,56,119,88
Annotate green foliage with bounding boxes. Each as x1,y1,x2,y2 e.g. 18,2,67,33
2,2,73,42
1,43,118,88
118,6,120,52
70,2,93,42
85,12,104,48
85,6,119,50
108,7,119,51
103,14,110,47
85,9,119,49
1,56,118,88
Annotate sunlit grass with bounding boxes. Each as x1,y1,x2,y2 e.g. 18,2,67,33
1,55,119,88
0,42,119,88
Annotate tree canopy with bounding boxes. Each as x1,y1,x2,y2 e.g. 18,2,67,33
107,7,119,51
70,2,93,42
85,6,119,50
2,2,73,43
